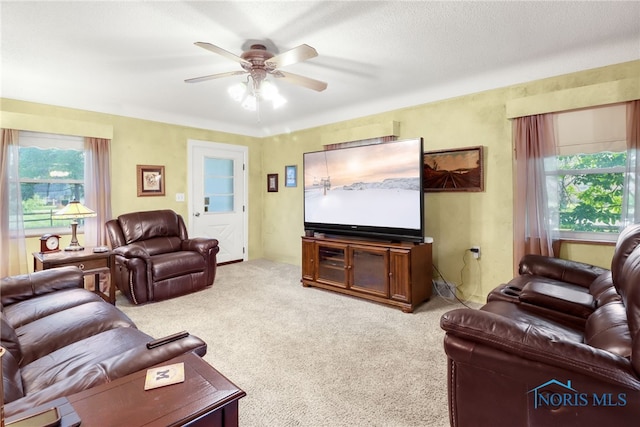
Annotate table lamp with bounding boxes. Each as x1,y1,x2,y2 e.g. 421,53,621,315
52,200,97,251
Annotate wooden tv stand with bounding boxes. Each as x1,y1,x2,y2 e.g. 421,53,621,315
301,236,432,313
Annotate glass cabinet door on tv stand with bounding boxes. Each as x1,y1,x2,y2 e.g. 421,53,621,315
316,242,348,288
349,245,389,298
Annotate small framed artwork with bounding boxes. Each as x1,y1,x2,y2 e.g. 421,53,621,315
137,165,165,197
267,173,278,192
285,165,297,187
423,146,484,192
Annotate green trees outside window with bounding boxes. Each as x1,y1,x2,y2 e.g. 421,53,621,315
555,152,626,234
19,146,85,230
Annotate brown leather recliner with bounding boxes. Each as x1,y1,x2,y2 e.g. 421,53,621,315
441,230,640,426
486,223,640,327
106,209,219,304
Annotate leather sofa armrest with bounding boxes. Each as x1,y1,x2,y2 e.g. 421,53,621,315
181,237,219,255
97,334,207,380
113,243,151,260
441,308,639,388
1,267,84,306
518,254,608,288
520,281,595,318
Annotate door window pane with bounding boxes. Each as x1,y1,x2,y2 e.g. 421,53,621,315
204,157,234,213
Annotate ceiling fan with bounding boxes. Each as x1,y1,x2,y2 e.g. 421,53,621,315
185,42,328,93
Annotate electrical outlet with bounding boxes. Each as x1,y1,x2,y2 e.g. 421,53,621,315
470,246,480,259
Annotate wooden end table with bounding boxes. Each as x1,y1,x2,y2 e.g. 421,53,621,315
33,247,116,305
67,352,246,426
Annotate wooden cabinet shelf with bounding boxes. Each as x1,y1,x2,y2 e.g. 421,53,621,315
301,236,432,313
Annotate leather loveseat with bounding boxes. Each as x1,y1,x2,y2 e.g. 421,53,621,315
440,224,640,426
106,209,219,304
1,266,207,418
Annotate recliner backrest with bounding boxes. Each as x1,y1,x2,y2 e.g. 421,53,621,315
117,210,186,244
617,245,640,375
107,210,190,257
619,245,640,336
611,223,640,287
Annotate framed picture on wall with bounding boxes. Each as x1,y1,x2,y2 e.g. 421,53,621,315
137,165,165,197
267,173,278,192
423,146,484,192
285,165,297,187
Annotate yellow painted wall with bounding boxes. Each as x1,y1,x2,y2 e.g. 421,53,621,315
261,60,639,301
0,99,264,266
2,60,638,299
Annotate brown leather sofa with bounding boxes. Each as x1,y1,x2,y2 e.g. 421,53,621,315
487,223,640,327
106,209,219,304
441,225,640,426
1,267,207,418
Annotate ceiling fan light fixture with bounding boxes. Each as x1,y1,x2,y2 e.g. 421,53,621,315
227,81,247,102
228,76,286,111
272,93,287,109
241,95,257,111
260,80,278,100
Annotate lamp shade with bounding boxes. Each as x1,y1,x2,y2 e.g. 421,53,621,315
52,200,97,219
52,200,96,251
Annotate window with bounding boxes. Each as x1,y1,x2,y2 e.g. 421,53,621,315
18,131,86,233
550,104,627,241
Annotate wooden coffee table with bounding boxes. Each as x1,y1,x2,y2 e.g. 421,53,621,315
67,352,245,426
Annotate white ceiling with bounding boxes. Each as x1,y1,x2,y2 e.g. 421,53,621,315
2,1,639,137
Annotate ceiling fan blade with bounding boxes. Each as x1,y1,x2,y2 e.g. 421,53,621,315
185,70,247,84
272,70,327,92
194,42,251,66
265,44,318,69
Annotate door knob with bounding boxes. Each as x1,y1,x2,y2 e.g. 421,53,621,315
194,212,201,217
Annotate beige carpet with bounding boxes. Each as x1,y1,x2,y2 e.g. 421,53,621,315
117,259,466,427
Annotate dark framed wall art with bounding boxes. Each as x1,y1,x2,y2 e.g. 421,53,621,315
267,173,279,192
137,165,165,197
423,146,484,192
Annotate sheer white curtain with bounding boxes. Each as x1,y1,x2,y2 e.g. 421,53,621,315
621,100,640,226
513,114,559,274
0,129,28,276
83,137,112,247
83,137,112,292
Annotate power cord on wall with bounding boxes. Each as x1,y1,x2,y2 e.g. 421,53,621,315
459,249,481,301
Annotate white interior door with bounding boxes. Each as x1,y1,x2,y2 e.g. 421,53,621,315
188,140,248,263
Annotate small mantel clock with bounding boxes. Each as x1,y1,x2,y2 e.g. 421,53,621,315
40,234,61,253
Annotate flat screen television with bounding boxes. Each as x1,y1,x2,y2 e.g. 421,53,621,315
303,138,424,242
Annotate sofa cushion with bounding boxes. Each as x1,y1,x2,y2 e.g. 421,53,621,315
589,271,621,306
2,346,24,403
0,267,84,306
151,251,206,281
480,301,584,342
20,327,152,394
135,236,184,256
5,365,110,418
17,301,136,365
3,288,104,328
1,312,22,363
584,301,632,357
